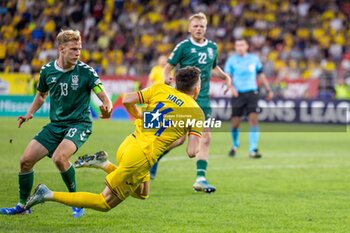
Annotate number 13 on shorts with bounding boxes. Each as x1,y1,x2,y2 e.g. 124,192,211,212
65,127,92,148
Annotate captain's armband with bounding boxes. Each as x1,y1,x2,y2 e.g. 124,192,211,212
92,83,104,94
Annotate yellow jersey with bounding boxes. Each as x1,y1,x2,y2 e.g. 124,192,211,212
148,65,165,84
134,83,204,163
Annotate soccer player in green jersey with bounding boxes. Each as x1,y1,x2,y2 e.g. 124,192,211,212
0,30,112,217
149,12,236,193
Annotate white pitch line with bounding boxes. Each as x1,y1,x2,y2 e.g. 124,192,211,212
0,162,348,175
161,155,223,162
0,154,347,174
152,163,349,171
261,152,342,158
160,152,344,162
212,163,349,170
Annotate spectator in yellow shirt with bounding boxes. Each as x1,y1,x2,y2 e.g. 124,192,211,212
0,39,6,62
43,17,56,34
7,39,19,58
334,77,350,99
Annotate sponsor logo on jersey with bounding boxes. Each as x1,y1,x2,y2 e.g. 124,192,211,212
51,77,56,83
71,75,79,90
248,64,255,72
208,47,213,59
191,48,197,53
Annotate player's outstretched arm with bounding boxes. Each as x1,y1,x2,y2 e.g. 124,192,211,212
212,66,238,97
122,92,143,119
96,90,113,119
187,134,201,158
163,63,174,85
18,91,48,128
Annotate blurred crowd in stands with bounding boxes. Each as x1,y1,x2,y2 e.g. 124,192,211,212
0,0,350,98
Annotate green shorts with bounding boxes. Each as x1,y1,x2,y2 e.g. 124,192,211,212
196,98,212,120
34,122,92,158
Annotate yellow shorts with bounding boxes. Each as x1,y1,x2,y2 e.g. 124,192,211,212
105,135,151,200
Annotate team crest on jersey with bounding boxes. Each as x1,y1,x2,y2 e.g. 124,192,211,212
191,48,197,53
248,64,255,72
71,75,79,90
207,47,213,59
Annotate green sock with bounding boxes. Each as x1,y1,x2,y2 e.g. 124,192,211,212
60,165,76,192
19,171,34,204
196,160,207,178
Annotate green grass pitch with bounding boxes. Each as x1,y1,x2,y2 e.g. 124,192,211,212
0,117,349,233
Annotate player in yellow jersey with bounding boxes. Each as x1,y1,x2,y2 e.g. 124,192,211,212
147,55,168,86
24,67,205,213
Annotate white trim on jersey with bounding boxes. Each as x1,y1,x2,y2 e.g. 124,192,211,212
173,39,188,52
189,36,208,47
54,60,76,72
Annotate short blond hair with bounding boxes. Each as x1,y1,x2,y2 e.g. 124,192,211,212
188,12,207,25
56,29,81,46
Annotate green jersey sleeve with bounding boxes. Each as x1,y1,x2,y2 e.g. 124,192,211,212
82,63,102,90
36,65,49,92
167,40,186,66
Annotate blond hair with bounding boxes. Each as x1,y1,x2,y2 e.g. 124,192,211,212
56,29,81,46
188,12,207,25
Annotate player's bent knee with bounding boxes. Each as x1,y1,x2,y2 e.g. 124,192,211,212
202,134,211,146
52,155,69,170
95,193,113,212
20,156,35,172
52,156,63,166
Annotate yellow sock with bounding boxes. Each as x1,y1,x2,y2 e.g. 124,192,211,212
101,162,118,174
52,192,111,212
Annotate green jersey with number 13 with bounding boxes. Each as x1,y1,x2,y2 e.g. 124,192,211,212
37,60,101,124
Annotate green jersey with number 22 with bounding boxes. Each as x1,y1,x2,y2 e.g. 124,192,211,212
167,37,218,100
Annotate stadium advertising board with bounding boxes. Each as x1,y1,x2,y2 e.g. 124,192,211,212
211,98,350,125
1,74,319,99
1,95,348,125
100,75,140,95
210,77,319,98
0,73,31,95
99,76,319,98
0,95,50,117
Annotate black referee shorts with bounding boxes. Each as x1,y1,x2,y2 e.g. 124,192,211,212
231,90,259,117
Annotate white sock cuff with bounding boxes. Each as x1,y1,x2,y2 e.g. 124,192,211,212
44,190,54,200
